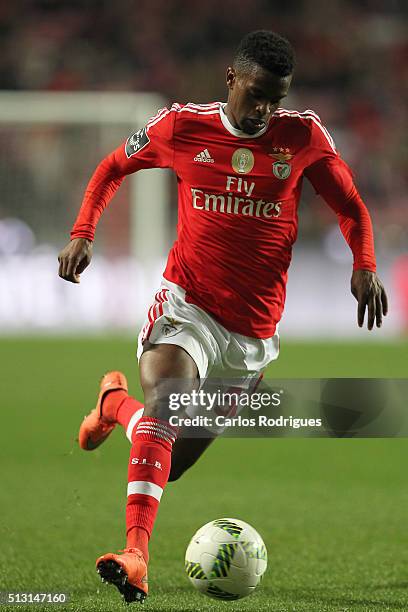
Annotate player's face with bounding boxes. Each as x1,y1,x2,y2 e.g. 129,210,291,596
226,64,292,135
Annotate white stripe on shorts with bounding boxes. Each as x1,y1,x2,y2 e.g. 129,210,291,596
127,480,163,501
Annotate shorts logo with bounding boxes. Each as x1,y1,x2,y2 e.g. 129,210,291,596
269,150,293,180
231,148,254,174
125,127,150,158
161,316,182,337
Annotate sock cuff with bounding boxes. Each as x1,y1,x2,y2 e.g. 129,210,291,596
135,416,177,447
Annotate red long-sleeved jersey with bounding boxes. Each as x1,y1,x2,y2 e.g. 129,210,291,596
71,102,376,338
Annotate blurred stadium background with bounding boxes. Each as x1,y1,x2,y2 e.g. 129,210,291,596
0,0,407,337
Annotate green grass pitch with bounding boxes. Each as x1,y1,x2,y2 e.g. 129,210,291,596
1,337,407,611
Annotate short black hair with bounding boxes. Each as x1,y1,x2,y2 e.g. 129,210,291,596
234,30,295,77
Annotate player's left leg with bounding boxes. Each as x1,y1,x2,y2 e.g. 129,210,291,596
169,435,216,481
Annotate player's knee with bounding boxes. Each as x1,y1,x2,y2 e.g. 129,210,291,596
139,343,199,419
139,378,197,422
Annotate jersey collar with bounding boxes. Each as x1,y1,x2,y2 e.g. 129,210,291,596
219,103,268,139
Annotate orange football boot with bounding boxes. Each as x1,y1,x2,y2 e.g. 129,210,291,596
96,548,148,603
78,371,128,450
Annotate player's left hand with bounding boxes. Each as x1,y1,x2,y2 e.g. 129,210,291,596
351,270,388,330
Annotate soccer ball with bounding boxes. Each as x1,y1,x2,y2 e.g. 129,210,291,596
185,518,267,600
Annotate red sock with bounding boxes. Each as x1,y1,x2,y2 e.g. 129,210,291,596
127,526,150,564
126,416,177,560
103,392,144,442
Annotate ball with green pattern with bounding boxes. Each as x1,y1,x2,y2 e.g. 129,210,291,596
185,518,267,600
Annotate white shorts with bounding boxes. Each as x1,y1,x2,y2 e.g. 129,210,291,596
137,278,279,384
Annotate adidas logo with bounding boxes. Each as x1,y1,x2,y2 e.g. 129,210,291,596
193,149,214,163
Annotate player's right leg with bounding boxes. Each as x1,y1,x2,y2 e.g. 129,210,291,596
169,435,215,481
96,342,199,603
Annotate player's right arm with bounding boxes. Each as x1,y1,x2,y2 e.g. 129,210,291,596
58,106,177,283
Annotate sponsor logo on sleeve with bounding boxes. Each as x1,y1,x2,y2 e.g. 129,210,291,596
125,127,150,158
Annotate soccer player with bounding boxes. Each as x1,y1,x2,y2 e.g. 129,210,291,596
58,30,388,603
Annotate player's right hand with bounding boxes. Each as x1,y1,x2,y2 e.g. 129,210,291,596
58,238,93,283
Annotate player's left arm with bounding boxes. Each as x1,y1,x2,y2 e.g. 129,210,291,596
304,120,388,330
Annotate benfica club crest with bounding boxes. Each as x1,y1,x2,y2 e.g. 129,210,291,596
161,316,181,337
270,150,293,180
